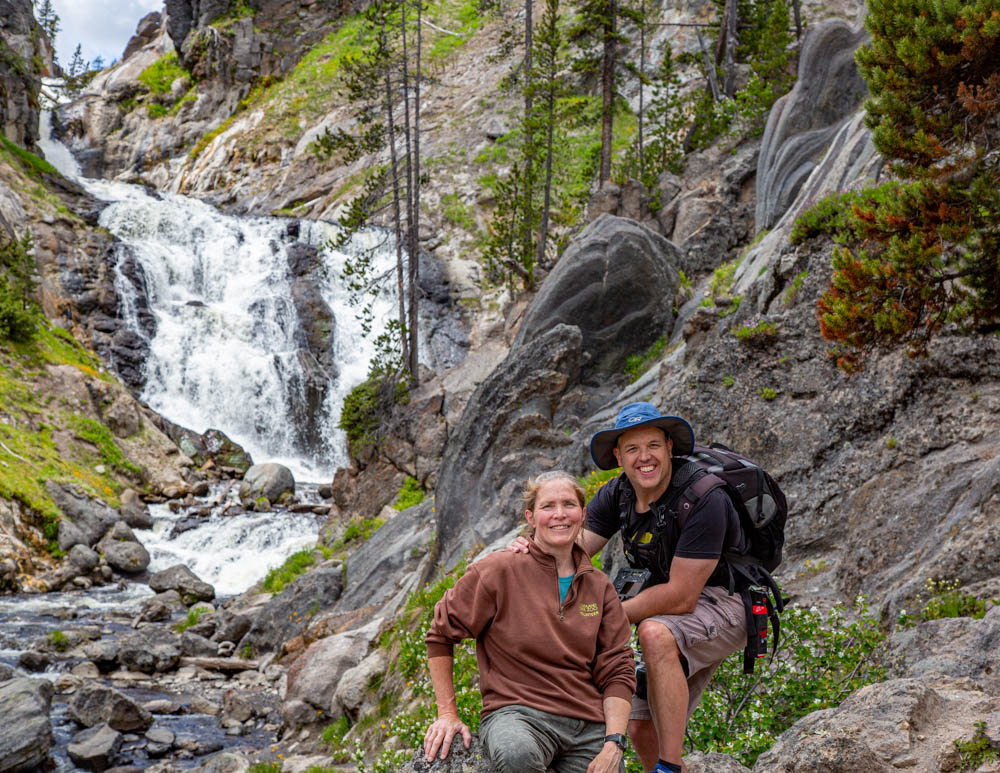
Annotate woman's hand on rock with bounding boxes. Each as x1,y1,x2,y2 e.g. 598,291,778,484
423,714,472,761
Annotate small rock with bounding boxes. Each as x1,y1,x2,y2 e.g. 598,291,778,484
18,650,51,671
145,727,175,757
143,699,183,714
68,723,122,772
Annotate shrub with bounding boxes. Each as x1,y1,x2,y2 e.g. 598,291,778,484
782,271,809,307
816,0,1000,369
897,578,989,628
578,468,620,501
954,721,999,771
0,231,38,343
686,598,886,767
48,630,68,651
393,477,425,511
137,52,188,95
261,548,321,593
339,369,409,453
173,606,207,633
759,386,777,400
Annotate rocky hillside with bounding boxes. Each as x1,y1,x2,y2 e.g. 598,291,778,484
1,0,999,770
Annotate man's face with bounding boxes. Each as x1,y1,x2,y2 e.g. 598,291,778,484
613,426,672,500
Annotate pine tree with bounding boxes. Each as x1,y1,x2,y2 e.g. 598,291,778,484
90,55,105,71
815,0,1000,369
68,44,85,77
35,0,60,46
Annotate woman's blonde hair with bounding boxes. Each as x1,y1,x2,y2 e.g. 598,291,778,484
521,470,586,513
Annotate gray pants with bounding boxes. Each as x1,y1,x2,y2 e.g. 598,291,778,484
480,704,624,773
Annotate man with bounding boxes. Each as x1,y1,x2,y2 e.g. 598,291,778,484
519,402,747,773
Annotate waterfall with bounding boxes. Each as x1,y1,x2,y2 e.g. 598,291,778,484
37,113,400,482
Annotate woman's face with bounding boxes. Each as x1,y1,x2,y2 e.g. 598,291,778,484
525,479,584,556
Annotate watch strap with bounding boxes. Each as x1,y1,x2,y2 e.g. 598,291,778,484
604,733,627,751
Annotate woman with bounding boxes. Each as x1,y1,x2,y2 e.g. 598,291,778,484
423,470,635,773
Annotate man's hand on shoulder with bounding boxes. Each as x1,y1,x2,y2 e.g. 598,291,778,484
506,535,531,553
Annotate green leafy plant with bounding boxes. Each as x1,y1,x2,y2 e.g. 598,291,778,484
722,375,735,388
685,599,886,767
885,436,898,450
47,630,68,651
261,548,328,594
954,721,999,771
624,336,669,383
732,320,777,342
247,764,282,773
393,477,425,511
137,51,189,95
759,386,777,400
173,606,207,633
578,467,621,501
898,579,988,628
240,642,255,659
329,515,385,553
782,271,809,307
339,368,410,453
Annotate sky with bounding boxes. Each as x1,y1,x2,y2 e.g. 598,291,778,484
48,0,163,69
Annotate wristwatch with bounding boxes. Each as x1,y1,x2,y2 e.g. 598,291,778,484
604,733,628,752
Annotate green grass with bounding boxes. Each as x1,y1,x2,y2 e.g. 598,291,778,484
393,477,425,511
261,546,332,593
578,468,620,501
47,630,68,651
329,515,385,553
137,52,189,95
732,320,777,342
0,137,59,180
173,606,208,633
441,193,476,231
897,579,990,628
624,335,668,383
66,415,141,476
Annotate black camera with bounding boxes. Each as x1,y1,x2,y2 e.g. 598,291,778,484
613,567,651,601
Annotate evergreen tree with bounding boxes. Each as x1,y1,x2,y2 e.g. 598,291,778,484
35,0,60,46
815,0,1000,369
90,55,105,71
0,231,37,343
68,44,85,77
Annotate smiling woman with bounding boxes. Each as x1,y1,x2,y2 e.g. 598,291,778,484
420,470,636,773
49,0,162,70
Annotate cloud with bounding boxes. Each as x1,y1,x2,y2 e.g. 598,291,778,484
51,0,163,67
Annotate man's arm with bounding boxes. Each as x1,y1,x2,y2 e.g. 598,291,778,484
621,556,718,624
508,527,609,556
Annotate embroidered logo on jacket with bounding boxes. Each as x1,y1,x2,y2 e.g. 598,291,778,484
579,602,599,617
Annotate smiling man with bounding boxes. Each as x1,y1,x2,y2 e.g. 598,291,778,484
580,403,748,773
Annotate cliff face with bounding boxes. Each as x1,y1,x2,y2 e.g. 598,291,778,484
0,0,43,149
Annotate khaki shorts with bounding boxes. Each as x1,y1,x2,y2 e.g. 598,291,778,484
631,585,747,721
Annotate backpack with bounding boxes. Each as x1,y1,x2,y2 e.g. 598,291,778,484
618,442,788,673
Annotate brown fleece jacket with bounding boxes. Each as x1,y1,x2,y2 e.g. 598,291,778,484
425,541,635,722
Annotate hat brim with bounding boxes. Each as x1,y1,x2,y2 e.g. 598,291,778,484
590,416,695,470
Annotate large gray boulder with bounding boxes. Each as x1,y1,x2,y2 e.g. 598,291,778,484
336,500,435,613
96,522,150,574
46,482,119,547
753,678,996,773
67,723,122,772
514,214,679,377
239,463,295,505
280,618,382,728
241,567,343,655
0,677,53,773
119,489,153,529
68,682,153,731
116,629,182,674
435,324,582,563
148,564,215,602
394,736,492,772
755,19,869,232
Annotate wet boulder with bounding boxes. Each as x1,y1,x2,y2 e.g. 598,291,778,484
239,463,295,506
513,214,679,377
67,723,122,772
116,629,181,674
68,682,153,731
96,522,150,574
68,544,101,573
148,564,215,602
0,677,54,773
144,727,175,758
119,489,153,529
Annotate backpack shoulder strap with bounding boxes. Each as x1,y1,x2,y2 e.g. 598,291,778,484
674,468,727,529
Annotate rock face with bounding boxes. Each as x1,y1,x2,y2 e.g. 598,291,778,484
280,618,382,728
46,482,119,547
0,0,42,148
0,677,54,773
241,567,343,655
435,324,582,562
393,736,492,772
755,18,869,232
238,463,295,505
336,500,435,614
513,214,679,377
754,677,998,773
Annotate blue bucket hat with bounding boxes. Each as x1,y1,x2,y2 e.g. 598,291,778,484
589,402,695,470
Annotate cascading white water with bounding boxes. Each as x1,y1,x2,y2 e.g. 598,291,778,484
37,113,399,482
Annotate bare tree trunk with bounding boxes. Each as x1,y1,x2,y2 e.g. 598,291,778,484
599,0,616,183
409,0,422,385
638,0,646,180
697,29,720,102
521,0,535,269
383,8,409,368
723,0,738,98
792,0,802,39
399,0,418,380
